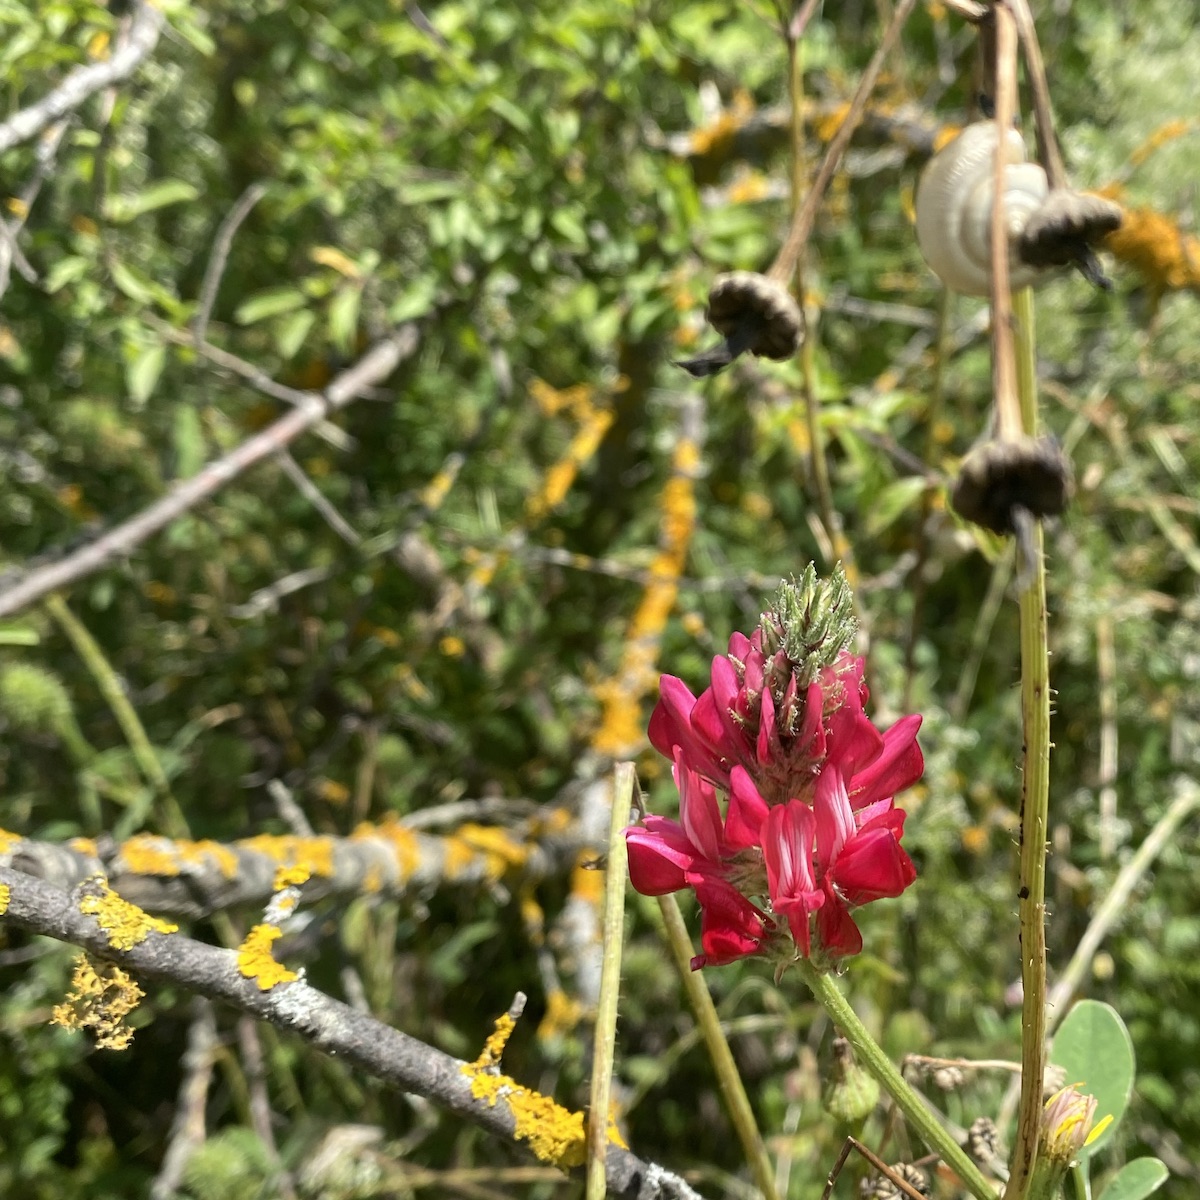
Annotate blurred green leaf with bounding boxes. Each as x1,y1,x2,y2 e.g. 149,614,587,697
1097,1159,1169,1200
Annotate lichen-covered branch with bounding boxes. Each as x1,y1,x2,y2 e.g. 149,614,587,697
0,808,598,920
0,865,704,1200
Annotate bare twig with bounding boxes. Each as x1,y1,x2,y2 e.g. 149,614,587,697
0,119,69,300
193,182,270,347
238,1014,297,1200
150,997,218,1200
0,865,705,1200
0,2,163,156
276,451,362,546
0,327,418,619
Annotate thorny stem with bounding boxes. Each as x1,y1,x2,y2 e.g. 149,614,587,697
795,959,998,1200
766,0,919,284
656,893,781,1200
1003,274,1052,1200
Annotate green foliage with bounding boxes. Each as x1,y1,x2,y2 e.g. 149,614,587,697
0,0,1198,1196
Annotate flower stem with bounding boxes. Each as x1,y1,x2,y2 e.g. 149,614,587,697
656,894,781,1200
794,958,998,1200
1001,285,1052,1200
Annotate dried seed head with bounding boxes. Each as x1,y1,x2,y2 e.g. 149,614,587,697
706,272,804,359
1019,189,1123,267
932,1064,966,1091
951,436,1072,534
676,271,804,377
860,1162,931,1200
968,1115,1003,1163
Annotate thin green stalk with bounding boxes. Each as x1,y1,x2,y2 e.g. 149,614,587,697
657,893,781,1200
1003,285,1052,1200
794,959,998,1200
586,762,634,1200
44,592,189,838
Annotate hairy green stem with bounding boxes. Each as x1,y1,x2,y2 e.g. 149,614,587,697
657,893,781,1200
795,958,998,1200
1002,285,1052,1200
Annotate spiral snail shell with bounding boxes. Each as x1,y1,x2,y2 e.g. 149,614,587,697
915,121,1050,297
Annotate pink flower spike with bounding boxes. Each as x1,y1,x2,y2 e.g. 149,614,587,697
763,801,824,956
691,879,772,968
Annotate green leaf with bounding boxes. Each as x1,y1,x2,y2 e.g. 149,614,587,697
126,342,167,406
328,285,362,355
235,287,307,325
1050,1000,1136,1158
1097,1158,1169,1200
110,260,158,305
388,277,437,323
0,626,39,646
274,308,317,360
864,477,930,537
172,405,207,478
44,256,90,293
104,180,199,223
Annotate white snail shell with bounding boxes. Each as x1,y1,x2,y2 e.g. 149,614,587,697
915,121,1050,297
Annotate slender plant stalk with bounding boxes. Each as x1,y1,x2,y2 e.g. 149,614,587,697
586,763,635,1200
44,592,189,839
1002,283,1052,1200
795,959,998,1200
656,893,781,1200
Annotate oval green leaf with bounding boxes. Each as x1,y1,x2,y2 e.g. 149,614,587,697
1097,1158,1169,1200
1049,1000,1135,1158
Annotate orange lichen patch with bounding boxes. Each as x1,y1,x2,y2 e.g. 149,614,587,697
1097,190,1200,295
0,829,21,855
273,864,311,891
119,835,239,881
142,580,176,605
727,171,771,204
570,857,606,907
237,925,299,990
687,89,755,158
932,123,962,153
462,1012,627,1170
525,405,615,522
815,101,852,144
961,825,990,855
419,456,465,512
356,816,421,880
1128,118,1196,168
236,834,336,879
77,877,177,951
536,988,585,1042
519,891,546,941
593,432,698,756
51,954,144,1051
529,378,595,421
68,837,99,857
443,824,529,882
0,883,9,914
317,777,350,806
440,634,466,657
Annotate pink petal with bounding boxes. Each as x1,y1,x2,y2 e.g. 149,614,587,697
675,751,725,861
832,818,916,904
816,881,863,957
813,762,856,875
647,675,698,758
692,879,771,968
763,801,823,956
848,714,924,808
726,766,769,849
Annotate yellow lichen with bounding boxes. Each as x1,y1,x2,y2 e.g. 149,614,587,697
77,877,177,950
356,816,421,881
0,828,21,855
51,954,144,1050
525,405,615,522
236,924,299,991
68,836,98,857
569,857,606,907
462,1012,628,1169
236,834,335,879
1098,192,1200,296
443,823,529,882
273,864,311,891
0,882,9,914
536,988,585,1042
118,835,239,881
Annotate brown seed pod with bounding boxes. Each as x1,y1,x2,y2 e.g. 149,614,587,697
967,1115,1003,1164
950,435,1072,534
861,1162,931,1200
676,271,804,377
